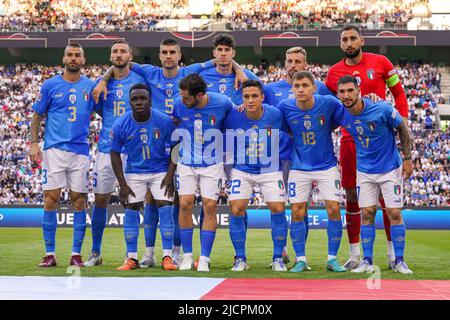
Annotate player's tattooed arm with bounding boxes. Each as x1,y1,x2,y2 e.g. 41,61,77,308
397,121,413,179
29,112,43,165
92,66,115,103
111,151,135,206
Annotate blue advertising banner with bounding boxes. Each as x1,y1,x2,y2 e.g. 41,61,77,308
0,206,449,230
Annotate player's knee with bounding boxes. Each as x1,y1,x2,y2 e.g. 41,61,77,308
387,209,403,225
44,194,59,210
230,204,246,216
361,207,376,224
72,196,86,211
268,202,285,214
94,194,110,208
179,198,194,211
326,202,341,220
291,205,306,222
345,188,358,202
202,199,217,215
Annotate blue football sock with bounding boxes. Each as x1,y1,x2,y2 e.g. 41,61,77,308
290,221,306,258
124,209,140,254
91,207,107,254
200,230,216,258
271,212,288,260
42,210,57,253
391,224,406,264
361,224,376,263
72,211,86,254
327,219,343,256
304,214,309,241
158,205,174,251
229,215,246,259
144,204,159,247
180,228,194,254
172,206,181,247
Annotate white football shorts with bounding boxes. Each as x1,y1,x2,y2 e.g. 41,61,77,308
287,166,342,203
42,148,89,193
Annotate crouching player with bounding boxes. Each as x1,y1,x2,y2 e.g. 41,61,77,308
337,75,413,274
109,84,178,271
277,71,347,273
224,80,291,272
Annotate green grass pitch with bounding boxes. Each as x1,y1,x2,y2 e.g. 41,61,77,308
0,228,449,279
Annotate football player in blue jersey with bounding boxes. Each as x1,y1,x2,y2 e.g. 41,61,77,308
264,47,334,264
337,75,413,274
278,71,347,273
172,74,234,272
110,84,178,271
30,43,96,267
200,33,260,105
85,40,147,267
264,46,333,106
223,80,292,272
93,38,247,267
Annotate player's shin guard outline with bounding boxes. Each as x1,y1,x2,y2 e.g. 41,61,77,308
360,224,376,263
144,204,159,248
159,205,175,251
72,211,86,254
271,212,288,260
91,207,107,254
229,215,247,259
43,210,57,253
124,209,140,255
327,219,343,256
391,224,406,264
290,221,306,258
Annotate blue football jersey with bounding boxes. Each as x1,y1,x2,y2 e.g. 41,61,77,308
130,61,214,116
340,98,403,174
32,75,96,156
278,94,344,171
199,68,260,105
109,110,176,174
96,71,146,153
223,104,291,174
172,92,233,167
264,79,334,107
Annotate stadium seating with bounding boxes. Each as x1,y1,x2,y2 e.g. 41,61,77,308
0,0,423,32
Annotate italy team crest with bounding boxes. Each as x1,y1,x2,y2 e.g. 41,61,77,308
153,128,160,139
394,185,401,195
209,115,216,125
318,115,325,126
367,68,375,80
83,91,89,101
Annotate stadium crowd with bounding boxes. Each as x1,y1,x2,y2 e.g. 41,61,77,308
0,60,448,206
0,0,424,32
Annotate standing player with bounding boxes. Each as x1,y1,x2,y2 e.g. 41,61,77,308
337,75,413,274
325,26,409,269
224,80,291,272
264,46,334,263
109,84,178,271
200,34,259,105
30,43,96,267
264,46,333,106
85,41,146,267
278,71,347,273
173,74,233,272
93,38,246,267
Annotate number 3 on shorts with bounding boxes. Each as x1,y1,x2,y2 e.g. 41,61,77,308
42,169,48,185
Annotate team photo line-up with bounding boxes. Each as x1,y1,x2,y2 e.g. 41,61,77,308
29,26,413,274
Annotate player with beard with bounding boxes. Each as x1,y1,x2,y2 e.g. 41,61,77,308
93,39,247,268
30,43,96,267
337,75,413,274
325,26,409,270
84,41,146,267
